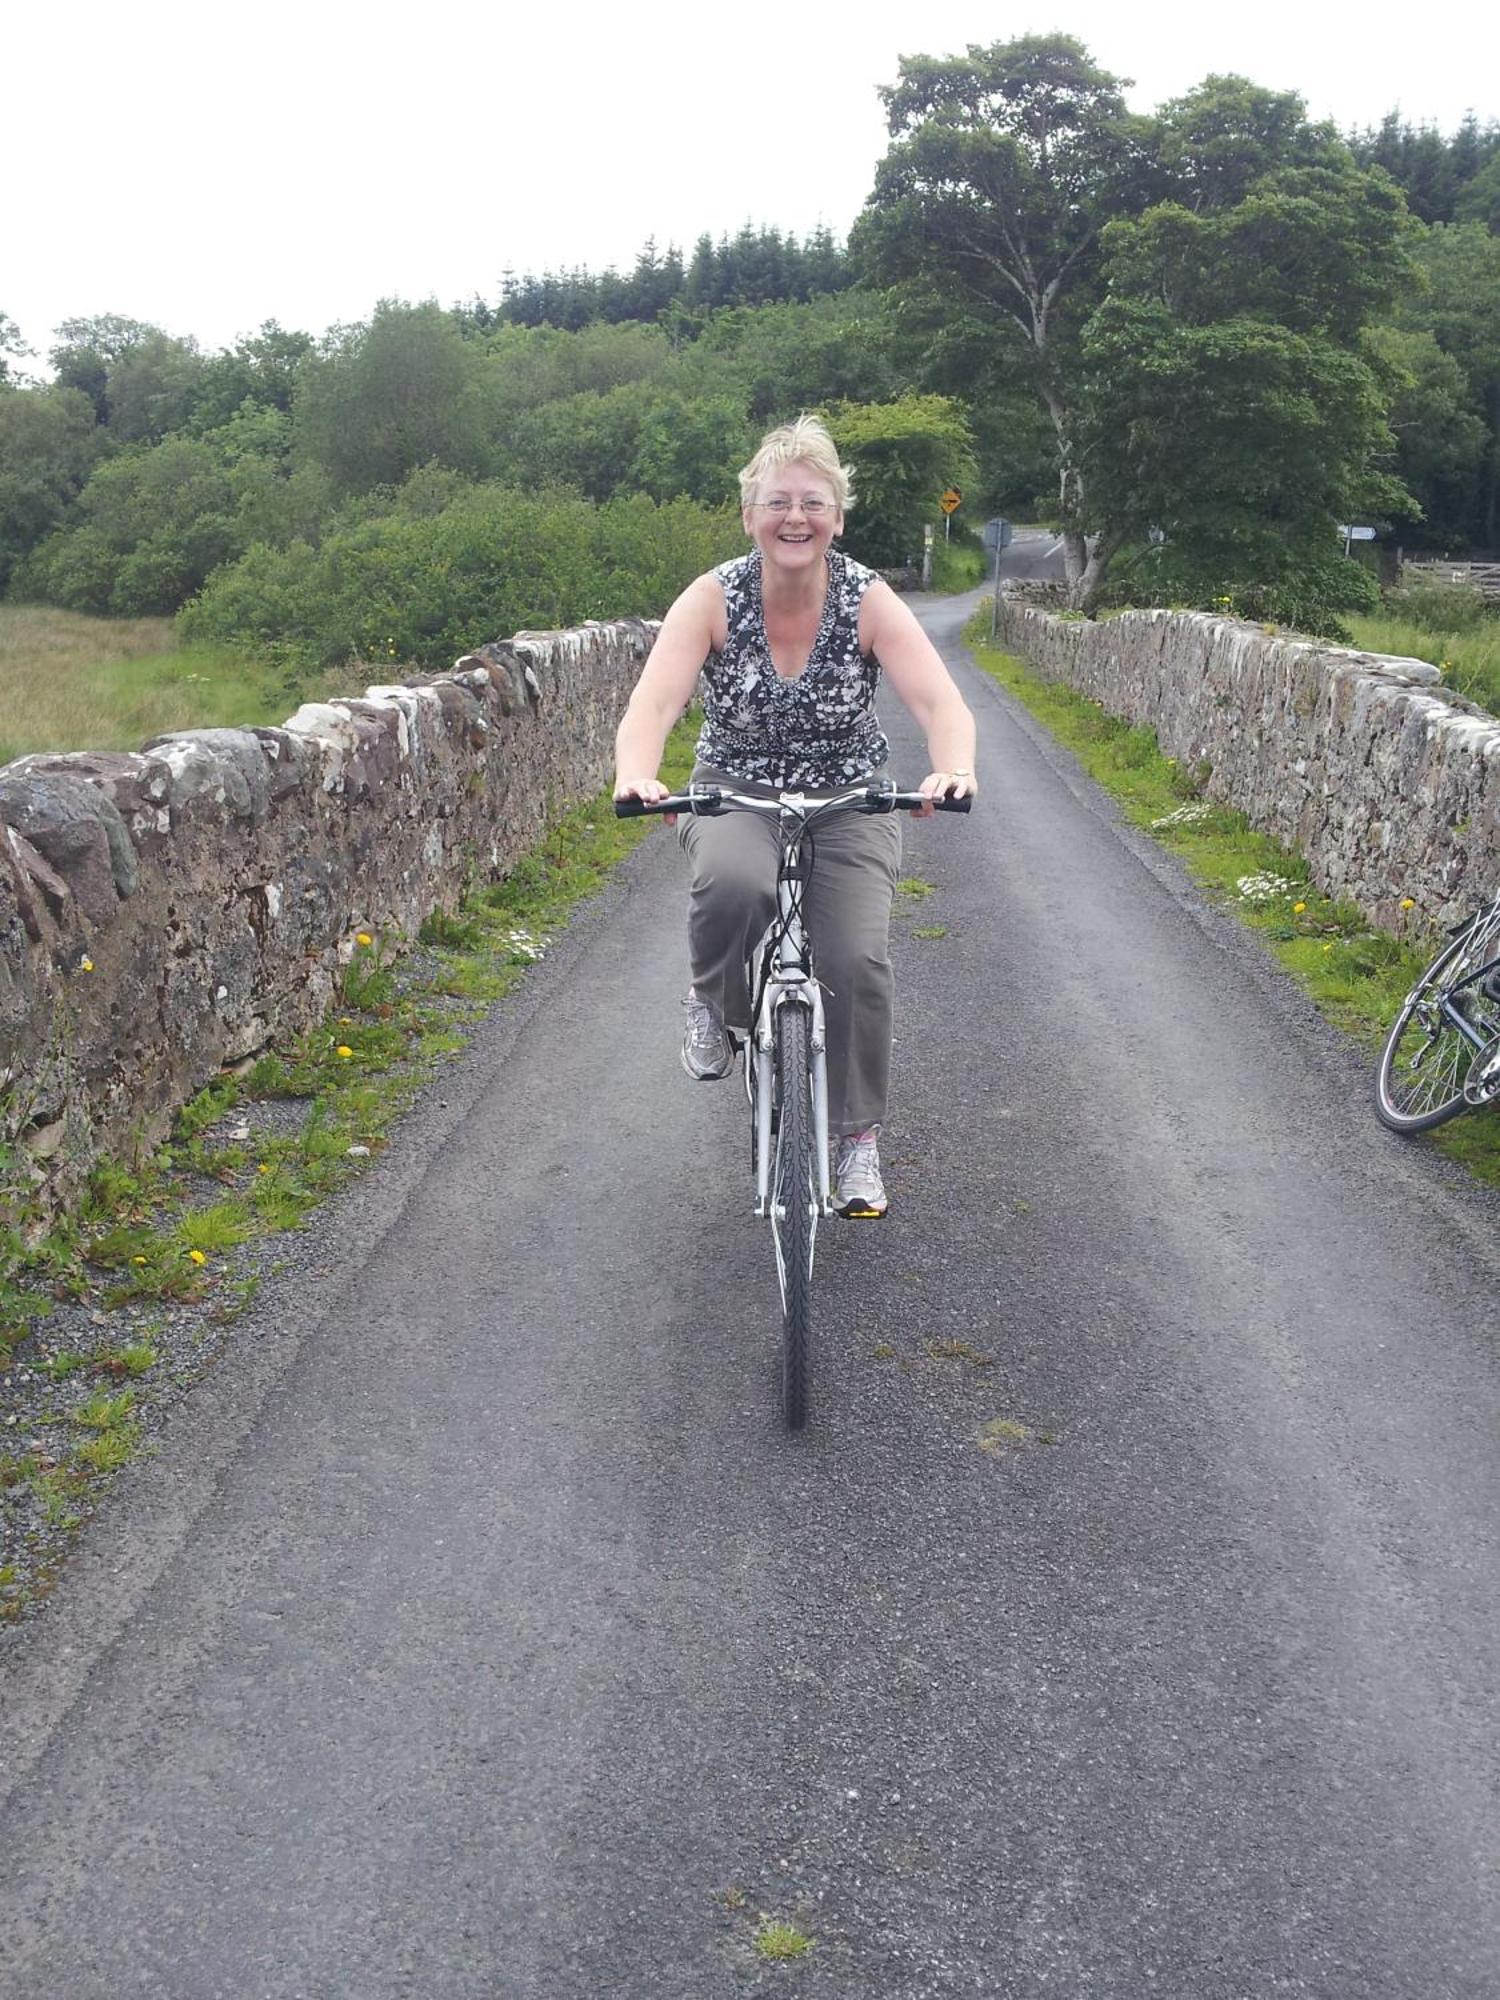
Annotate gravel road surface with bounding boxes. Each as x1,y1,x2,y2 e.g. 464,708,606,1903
2,584,1498,1998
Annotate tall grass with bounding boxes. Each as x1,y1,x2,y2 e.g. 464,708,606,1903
0,606,339,765
1346,610,1500,718
929,539,988,592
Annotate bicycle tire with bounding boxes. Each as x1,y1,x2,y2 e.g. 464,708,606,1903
1375,917,1500,1133
773,1003,815,1430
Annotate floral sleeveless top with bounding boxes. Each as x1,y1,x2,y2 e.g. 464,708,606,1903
694,549,890,788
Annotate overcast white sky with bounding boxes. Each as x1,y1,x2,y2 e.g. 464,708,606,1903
7,0,1498,362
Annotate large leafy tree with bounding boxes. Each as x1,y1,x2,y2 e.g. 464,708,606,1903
852,34,1156,596
822,394,974,569
1079,149,1416,625
292,301,497,494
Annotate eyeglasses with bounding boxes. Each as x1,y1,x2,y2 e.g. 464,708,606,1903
752,496,836,517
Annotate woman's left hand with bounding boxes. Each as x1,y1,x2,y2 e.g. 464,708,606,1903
912,770,977,817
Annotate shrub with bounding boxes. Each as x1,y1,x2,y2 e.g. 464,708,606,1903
1385,575,1493,636
180,487,740,673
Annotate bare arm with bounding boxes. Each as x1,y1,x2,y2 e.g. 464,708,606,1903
613,573,723,802
860,581,978,813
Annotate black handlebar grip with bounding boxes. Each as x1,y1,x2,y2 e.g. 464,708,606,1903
935,794,973,813
613,797,649,817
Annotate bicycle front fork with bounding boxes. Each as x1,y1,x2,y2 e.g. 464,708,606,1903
751,990,833,1220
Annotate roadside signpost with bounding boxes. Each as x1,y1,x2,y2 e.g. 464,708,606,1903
1339,524,1377,558
987,518,1014,637
940,487,962,543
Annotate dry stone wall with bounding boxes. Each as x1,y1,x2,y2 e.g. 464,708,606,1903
994,598,1500,932
1,620,657,1204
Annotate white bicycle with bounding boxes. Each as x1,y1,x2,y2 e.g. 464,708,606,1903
617,778,971,1428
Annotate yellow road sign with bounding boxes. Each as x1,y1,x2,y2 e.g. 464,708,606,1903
940,488,963,515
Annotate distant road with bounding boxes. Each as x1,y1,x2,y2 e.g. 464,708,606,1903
993,522,1068,585
2,585,1499,1997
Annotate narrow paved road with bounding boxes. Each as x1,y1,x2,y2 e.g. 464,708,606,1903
4,591,1500,1998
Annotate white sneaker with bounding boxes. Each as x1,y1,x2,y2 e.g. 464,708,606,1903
681,990,734,1081
834,1128,887,1218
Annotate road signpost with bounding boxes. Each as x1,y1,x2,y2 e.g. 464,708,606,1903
983,518,1015,635
1339,524,1377,558
940,487,962,544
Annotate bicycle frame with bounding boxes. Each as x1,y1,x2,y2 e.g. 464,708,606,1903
743,800,833,1276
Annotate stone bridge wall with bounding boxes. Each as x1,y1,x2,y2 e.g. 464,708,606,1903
993,598,1500,931
1,621,657,1205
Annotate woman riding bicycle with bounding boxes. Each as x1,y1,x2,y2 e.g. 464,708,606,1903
613,415,977,1219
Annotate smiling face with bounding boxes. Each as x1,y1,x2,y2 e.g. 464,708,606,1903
742,459,843,575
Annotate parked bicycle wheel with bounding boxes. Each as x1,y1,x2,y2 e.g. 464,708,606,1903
1376,917,1500,1133
772,1003,816,1430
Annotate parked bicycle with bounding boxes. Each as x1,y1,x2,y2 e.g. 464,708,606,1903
617,777,971,1428
1375,897,1500,1132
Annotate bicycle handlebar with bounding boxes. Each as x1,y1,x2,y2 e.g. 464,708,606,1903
614,783,972,820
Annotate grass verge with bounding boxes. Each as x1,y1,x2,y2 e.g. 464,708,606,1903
0,721,696,1619
966,619,1500,1187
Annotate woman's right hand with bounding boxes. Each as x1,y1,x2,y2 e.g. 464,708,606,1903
613,775,670,804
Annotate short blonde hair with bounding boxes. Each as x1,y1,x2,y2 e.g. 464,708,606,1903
738,414,855,513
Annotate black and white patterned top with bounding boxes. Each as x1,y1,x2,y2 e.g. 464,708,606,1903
695,549,890,788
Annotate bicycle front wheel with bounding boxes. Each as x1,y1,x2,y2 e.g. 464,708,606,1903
1375,918,1499,1133
772,1003,816,1430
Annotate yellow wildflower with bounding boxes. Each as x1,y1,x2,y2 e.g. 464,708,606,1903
257,1163,270,1175
1400,898,1415,911
80,957,95,973
356,932,373,947
132,1255,147,1267
1323,942,1334,953
1293,902,1307,914
336,1045,353,1060
188,1249,207,1266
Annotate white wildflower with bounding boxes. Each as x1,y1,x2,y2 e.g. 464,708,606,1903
1236,872,1299,905
1151,802,1215,829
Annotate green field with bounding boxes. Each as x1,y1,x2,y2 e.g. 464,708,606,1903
0,607,345,766
1346,610,1500,717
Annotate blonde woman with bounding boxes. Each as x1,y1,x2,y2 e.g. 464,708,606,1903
614,415,976,1218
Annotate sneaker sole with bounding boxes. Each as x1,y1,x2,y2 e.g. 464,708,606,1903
681,1048,734,1082
836,1199,887,1220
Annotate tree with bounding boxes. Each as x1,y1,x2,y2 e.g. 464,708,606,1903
50,314,162,423
629,393,752,504
1364,325,1488,548
104,330,205,444
186,321,315,435
1396,223,1500,546
0,387,102,592
859,44,1419,613
1455,152,1500,233
0,313,29,387
853,35,1157,597
16,437,240,614
701,293,907,422
1080,307,1399,630
1080,153,1416,626
822,395,973,569
291,301,496,493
